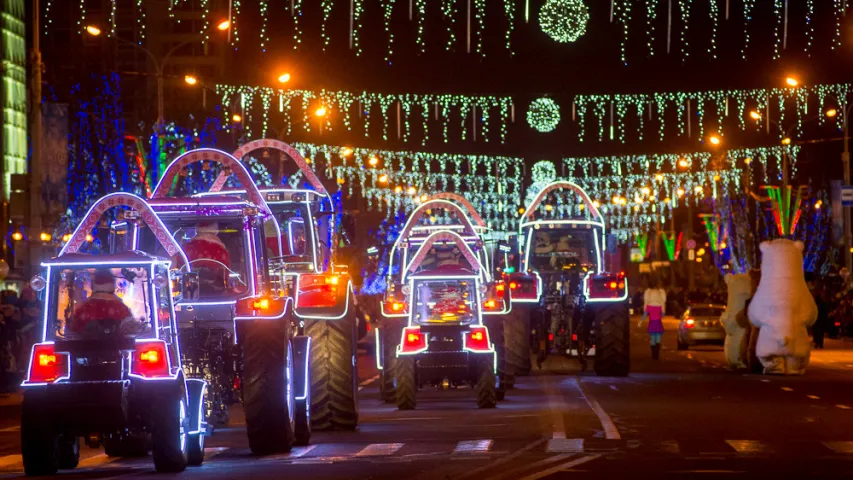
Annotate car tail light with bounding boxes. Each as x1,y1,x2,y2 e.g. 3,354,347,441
835,322,842,327
548,333,554,341
131,340,171,378
685,318,695,328
399,326,426,354
26,343,69,384
571,333,578,341
465,326,491,352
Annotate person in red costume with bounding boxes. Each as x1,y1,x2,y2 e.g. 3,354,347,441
68,270,144,339
182,222,233,294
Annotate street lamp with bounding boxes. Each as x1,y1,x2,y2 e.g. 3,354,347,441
708,135,722,146
231,113,242,123
786,77,799,87
85,20,230,125
749,111,761,120
184,75,198,85
278,73,291,84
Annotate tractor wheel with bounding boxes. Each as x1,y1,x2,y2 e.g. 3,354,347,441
475,360,497,409
291,335,312,446
379,320,403,403
394,357,417,410
241,320,296,454
150,390,189,473
593,303,630,377
305,305,359,430
57,435,80,470
21,395,59,476
186,379,207,466
485,317,510,399
505,308,531,377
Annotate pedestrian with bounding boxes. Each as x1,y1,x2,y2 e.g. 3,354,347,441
812,284,830,349
638,280,666,360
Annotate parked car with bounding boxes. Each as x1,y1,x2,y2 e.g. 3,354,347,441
677,304,726,350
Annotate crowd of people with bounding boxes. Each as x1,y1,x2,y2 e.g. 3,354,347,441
0,284,40,391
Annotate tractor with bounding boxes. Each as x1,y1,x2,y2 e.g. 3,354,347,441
198,139,359,431
506,181,630,376
21,194,207,476
130,149,311,452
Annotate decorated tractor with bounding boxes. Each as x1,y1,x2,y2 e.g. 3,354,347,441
136,149,311,452
381,198,505,409
21,195,207,476
507,181,630,376
199,139,359,431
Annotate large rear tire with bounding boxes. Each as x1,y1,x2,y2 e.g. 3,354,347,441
305,305,359,431
505,308,531,377
475,359,497,409
394,356,416,410
379,320,403,403
241,320,296,454
150,391,189,473
21,398,59,476
593,303,630,377
57,435,80,469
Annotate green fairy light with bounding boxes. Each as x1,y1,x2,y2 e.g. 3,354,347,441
258,0,269,52
539,0,589,43
527,98,561,133
645,0,658,56
321,0,334,50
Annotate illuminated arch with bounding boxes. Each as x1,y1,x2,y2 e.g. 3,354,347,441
208,139,328,195
397,199,480,243
427,192,487,227
406,231,483,276
60,193,190,268
523,181,603,222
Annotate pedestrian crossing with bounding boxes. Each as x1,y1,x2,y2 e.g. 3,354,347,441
0,438,851,474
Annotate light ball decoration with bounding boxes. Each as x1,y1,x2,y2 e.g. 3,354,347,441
539,0,590,44
527,98,561,133
531,160,557,185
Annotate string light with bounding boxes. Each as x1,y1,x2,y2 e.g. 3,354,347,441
321,0,334,51
259,0,269,52
539,0,590,43
527,98,561,133
232,0,242,49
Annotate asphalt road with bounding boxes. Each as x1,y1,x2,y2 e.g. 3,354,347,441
2,316,853,479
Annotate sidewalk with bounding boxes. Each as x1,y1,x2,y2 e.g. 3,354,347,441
810,337,853,371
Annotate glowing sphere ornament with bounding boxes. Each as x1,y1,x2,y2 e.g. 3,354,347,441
527,98,561,133
540,0,590,44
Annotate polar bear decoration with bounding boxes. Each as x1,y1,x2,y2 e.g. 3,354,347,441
747,239,817,375
720,273,752,369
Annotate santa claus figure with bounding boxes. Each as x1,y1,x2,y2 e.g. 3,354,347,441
68,270,142,339
181,222,232,292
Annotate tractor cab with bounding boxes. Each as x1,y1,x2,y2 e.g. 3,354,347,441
20,194,207,476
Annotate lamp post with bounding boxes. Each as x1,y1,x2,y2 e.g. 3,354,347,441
86,20,229,126
826,104,853,276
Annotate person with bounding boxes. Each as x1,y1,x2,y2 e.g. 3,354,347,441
639,280,667,360
736,268,762,373
181,222,233,295
813,284,830,349
68,270,146,339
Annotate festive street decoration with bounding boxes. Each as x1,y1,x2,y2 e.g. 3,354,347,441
573,83,852,143
540,0,589,43
291,142,524,231
636,233,651,260
700,214,727,253
661,231,682,261
217,84,513,144
762,185,807,237
527,98,561,133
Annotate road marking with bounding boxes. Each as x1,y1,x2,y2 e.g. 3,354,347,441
781,387,794,392
725,440,774,454
516,454,602,480
0,426,19,433
453,438,546,480
488,453,576,480
454,440,494,454
760,379,770,383
807,395,820,400
577,379,621,440
358,374,380,391
609,385,618,391
546,438,584,453
824,442,853,454
354,443,404,457
78,453,120,468
204,447,229,459
262,445,318,460
836,404,852,410
0,455,20,468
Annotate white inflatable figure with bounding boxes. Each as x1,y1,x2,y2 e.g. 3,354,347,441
720,273,752,369
747,239,817,375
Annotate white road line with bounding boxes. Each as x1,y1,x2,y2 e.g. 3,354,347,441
807,395,820,400
836,404,852,410
454,438,546,480
781,387,794,392
454,440,494,454
546,438,584,453
357,374,380,391
660,441,680,454
262,444,318,460
725,440,774,454
576,379,621,440
516,454,602,480
78,453,120,468
354,443,404,457
0,455,20,468
823,442,853,454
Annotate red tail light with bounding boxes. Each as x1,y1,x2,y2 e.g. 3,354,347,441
399,326,427,354
685,318,695,328
383,300,409,315
233,376,241,391
131,340,171,378
237,296,286,316
496,284,505,293
548,333,554,341
509,281,518,290
465,326,491,352
296,274,340,308
26,343,69,384
571,334,578,341
835,322,842,327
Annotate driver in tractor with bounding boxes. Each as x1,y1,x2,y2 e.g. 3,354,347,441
178,222,241,295
66,269,148,340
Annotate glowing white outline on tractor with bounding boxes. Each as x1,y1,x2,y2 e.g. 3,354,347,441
582,273,630,303
293,279,354,320
294,336,311,401
186,378,208,435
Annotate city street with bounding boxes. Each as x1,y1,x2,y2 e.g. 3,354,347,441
0,316,851,479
